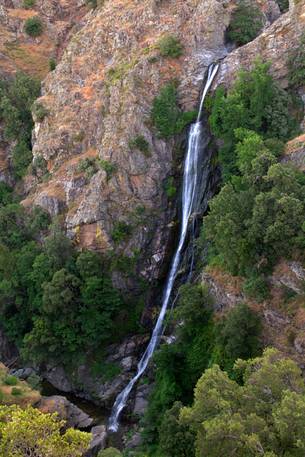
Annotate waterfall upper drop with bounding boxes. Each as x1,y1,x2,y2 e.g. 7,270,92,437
108,63,219,433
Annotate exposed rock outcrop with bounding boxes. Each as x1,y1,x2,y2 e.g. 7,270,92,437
41,335,149,408
283,134,305,171
217,1,305,88
0,0,87,79
38,395,94,429
23,0,237,293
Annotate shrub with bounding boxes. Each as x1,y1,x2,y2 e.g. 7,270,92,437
32,102,48,122
11,387,22,396
243,274,270,302
158,35,183,58
151,82,196,138
212,303,262,375
128,135,150,156
209,61,297,180
98,159,117,180
32,154,48,177
164,177,176,198
77,157,98,179
12,140,32,179
0,72,40,143
24,16,43,37
288,32,305,89
4,375,18,386
227,1,264,46
276,0,289,11
23,0,36,8
111,221,132,243
49,58,56,71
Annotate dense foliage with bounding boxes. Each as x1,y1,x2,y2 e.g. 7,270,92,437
226,1,263,46
157,35,183,59
212,303,262,376
24,16,44,37
142,285,261,454
203,129,305,277
203,61,305,297
179,349,305,457
288,32,305,89
209,61,296,180
0,72,40,179
276,0,289,12
0,405,90,456
151,82,196,138
0,180,134,364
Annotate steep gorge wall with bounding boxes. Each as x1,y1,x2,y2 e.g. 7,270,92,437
24,0,236,292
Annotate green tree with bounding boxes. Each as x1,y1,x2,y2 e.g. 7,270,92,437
159,402,195,457
212,303,262,375
180,348,305,457
151,82,196,138
24,16,43,37
42,269,80,314
227,1,264,46
209,62,296,180
0,405,90,456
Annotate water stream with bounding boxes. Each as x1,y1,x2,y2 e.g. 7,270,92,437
108,63,219,432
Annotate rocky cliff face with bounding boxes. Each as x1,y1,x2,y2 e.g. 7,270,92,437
0,0,86,79
22,0,238,292
22,0,286,292
217,0,305,88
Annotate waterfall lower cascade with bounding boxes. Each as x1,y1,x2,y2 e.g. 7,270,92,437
108,63,219,432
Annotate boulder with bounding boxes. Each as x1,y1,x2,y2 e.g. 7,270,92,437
38,395,93,429
84,425,107,457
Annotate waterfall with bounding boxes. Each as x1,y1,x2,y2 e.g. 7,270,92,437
108,63,219,433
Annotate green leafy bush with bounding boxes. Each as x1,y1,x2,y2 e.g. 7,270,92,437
12,140,32,179
77,157,98,179
49,58,56,71
288,32,305,89
159,402,195,457
243,274,270,302
128,135,150,156
209,61,297,180
212,303,262,375
276,0,289,12
0,72,40,180
24,16,43,37
164,177,176,198
4,375,18,386
151,82,196,138
98,159,117,180
157,35,183,58
227,1,264,46
23,0,36,8
111,221,132,243
11,387,22,396
32,102,48,122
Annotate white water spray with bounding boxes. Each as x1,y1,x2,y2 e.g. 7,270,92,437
108,64,219,432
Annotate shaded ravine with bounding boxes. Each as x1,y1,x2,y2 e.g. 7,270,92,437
108,64,219,432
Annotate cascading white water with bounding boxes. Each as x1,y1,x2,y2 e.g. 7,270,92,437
108,63,219,432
